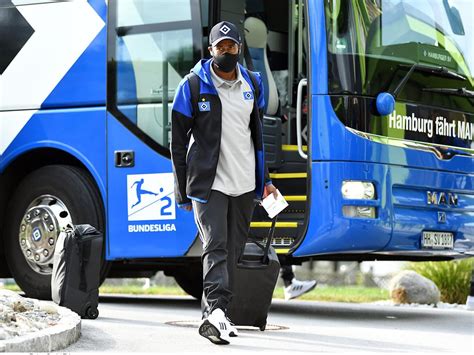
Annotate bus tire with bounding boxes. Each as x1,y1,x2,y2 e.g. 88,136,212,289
4,165,110,300
174,265,203,300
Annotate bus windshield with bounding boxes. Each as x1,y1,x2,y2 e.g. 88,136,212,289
325,0,474,113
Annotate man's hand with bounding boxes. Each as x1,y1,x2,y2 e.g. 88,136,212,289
263,183,278,199
179,204,193,212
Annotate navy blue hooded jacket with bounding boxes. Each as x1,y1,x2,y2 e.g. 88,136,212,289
171,58,272,207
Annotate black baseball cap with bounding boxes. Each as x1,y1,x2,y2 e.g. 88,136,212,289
209,21,242,47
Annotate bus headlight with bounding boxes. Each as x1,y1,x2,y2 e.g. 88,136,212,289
341,181,376,200
342,206,376,219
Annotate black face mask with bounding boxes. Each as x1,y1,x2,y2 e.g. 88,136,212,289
213,52,239,73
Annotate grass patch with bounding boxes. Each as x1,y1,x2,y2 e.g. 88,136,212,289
2,284,21,292
273,286,389,303
99,285,188,296
99,284,388,303
409,259,474,304
2,283,389,303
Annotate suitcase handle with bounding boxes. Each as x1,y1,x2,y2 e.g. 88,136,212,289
262,215,277,264
250,199,278,265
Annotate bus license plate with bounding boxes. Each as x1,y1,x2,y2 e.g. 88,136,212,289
422,232,454,249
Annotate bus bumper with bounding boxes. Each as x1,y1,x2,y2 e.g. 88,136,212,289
292,161,474,259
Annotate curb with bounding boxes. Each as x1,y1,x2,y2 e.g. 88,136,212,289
0,304,81,352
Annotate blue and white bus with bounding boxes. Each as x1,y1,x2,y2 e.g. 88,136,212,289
0,0,473,300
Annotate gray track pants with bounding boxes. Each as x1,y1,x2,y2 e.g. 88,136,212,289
192,189,255,318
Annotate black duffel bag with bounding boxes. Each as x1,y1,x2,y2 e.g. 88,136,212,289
51,224,102,319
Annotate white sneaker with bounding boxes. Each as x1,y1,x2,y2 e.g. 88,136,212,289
284,279,317,300
199,308,231,345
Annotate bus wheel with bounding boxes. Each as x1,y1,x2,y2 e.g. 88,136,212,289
174,265,203,300
4,165,110,300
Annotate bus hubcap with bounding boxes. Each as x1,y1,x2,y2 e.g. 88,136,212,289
18,195,73,275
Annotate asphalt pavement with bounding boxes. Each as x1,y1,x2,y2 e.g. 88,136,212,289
63,294,474,353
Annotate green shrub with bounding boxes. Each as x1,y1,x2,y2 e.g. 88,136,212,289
408,258,474,304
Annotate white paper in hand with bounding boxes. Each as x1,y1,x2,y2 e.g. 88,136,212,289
261,189,288,218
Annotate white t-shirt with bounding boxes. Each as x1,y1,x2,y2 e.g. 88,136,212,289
210,63,256,196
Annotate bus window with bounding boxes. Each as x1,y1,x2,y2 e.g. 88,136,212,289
326,0,473,113
109,0,202,152
0,4,34,80
325,0,473,151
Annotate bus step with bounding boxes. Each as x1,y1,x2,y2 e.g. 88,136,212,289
248,236,296,254
283,195,306,211
278,211,306,220
254,195,306,212
282,144,307,162
269,172,307,179
253,208,305,221
251,221,298,228
274,248,291,255
282,144,307,152
269,172,307,195
284,195,307,201
281,196,307,214
260,237,295,248
249,221,303,239
252,205,305,221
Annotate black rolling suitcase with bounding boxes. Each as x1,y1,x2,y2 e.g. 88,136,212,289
51,224,102,319
227,217,280,330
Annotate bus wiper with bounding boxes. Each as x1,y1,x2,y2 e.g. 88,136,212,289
422,87,474,98
398,64,466,81
392,63,467,98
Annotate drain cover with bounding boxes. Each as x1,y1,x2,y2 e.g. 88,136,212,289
166,320,288,331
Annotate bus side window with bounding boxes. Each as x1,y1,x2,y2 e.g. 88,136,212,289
0,3,35,94
109,0,202,152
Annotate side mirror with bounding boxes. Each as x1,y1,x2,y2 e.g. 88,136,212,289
376,92,395,116
443,0,465,36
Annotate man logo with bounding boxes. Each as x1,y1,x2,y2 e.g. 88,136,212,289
199,101,210,112
437,212,447,224
243,91,253,100
427,191,458,206
220,25,231,35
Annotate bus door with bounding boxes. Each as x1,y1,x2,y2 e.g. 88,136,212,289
106,0,203,259
236,0,312,256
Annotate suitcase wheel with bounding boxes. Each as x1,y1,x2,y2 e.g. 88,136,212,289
259,324,266,331
85,307,99,319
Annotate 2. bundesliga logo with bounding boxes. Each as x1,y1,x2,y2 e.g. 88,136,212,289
127,173,176,222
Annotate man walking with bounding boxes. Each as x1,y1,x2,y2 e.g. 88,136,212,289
171,21,277,345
